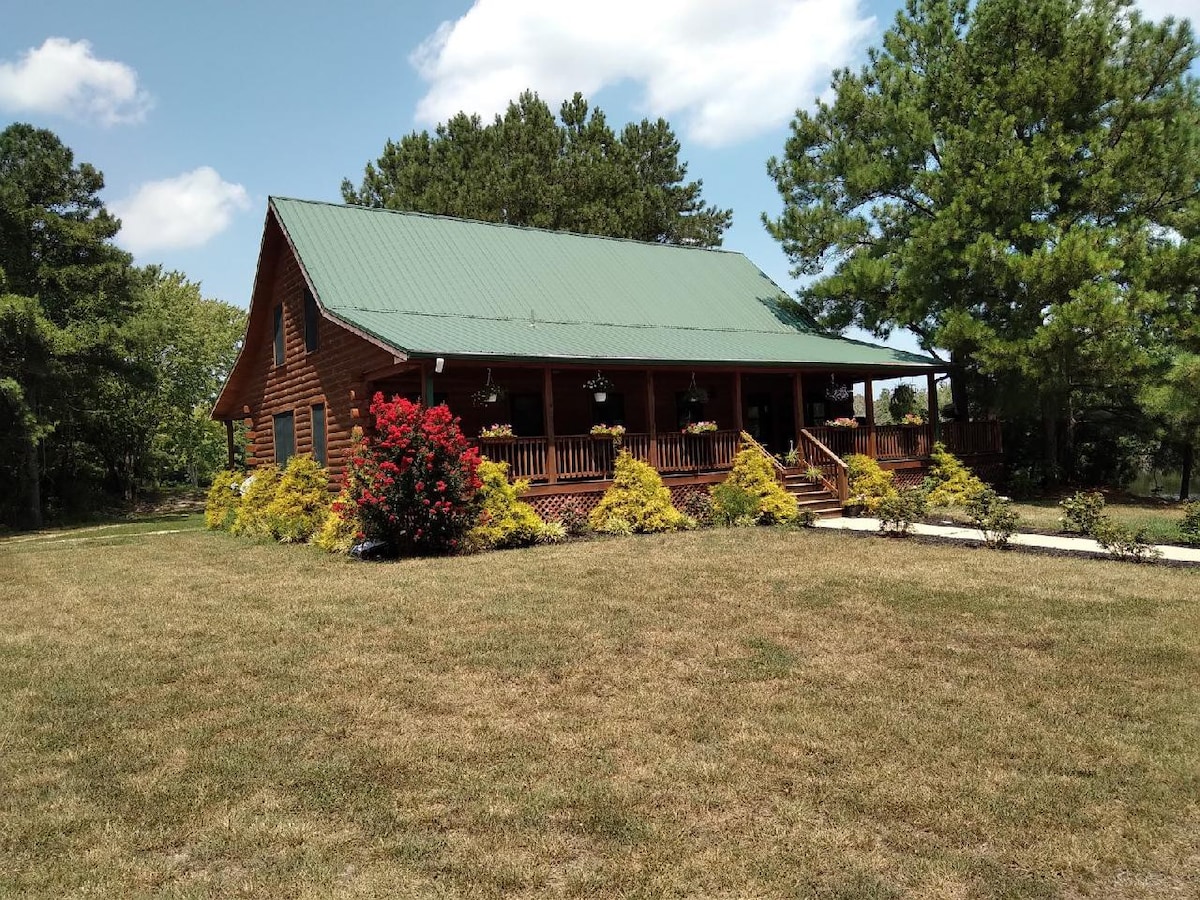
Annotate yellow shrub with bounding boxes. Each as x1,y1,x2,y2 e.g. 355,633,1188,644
588,451,691,534
265,455,331,543
467,459,546,551
204,469,244,531
314,486,361,554
924,443,986,508
711,447,798,525
230,464,281,537
845,454,897,513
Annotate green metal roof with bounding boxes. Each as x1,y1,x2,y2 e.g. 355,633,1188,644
271,197,939,370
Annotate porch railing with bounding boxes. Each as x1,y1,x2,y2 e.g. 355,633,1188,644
798,429,849,504
805,421,1001,462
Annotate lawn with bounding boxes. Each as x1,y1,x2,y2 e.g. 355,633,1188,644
927,495,1193,545
1,522,1198,898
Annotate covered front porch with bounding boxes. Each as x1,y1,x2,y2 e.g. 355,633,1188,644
358,361,1002,494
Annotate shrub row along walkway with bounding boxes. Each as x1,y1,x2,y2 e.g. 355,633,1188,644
816,517,1200,564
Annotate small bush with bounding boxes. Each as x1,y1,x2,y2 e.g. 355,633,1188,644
556,502,590,537
1092,518,1161,563
1180,500,1200,546
711,446,798,526
265,455,331,543
966,488,1020,549
204,469,244,531
466,459,546,551
1060,491,1106,535
588,451,691,534
230,464,282,537
536,521,568,544
314,487,360,554
877,486,929,536
680,490,715,527
924,443,986,508
845,454,897,513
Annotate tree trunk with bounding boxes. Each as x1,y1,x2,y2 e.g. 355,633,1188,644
23,438,42,529
949,351,970,422
1181,441,1194,501
1042,394,1061,485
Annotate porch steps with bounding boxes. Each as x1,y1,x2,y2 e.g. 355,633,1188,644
782,473,843,519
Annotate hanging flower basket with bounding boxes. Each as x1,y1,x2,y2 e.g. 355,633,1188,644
682,373,708,404
583,371,614,403
824,374,853,403
471,369,507,406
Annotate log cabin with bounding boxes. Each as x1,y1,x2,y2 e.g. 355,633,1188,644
212,198,1001,518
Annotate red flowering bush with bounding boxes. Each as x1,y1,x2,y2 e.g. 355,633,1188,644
349,393,482,555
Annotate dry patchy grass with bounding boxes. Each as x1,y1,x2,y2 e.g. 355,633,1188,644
1,522,1198,898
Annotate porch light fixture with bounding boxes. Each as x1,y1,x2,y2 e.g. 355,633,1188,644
583,370,614,403
682,372,708,404
471,368,506,406
824,374,852,403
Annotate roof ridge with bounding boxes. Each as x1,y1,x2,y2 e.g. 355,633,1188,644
268,195,744,256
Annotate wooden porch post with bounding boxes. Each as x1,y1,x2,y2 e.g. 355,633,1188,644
543,366,557,484
927,372,941,442
733,371,743,433
225,419,235,470
646,370,659,468
864,377,877,457
792,371,805,436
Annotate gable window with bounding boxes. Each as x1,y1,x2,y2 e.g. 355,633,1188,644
304,288,319,352
311,404,327,467
273,304,285,365
273,412,295,466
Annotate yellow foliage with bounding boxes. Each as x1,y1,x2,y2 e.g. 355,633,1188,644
204,469,244,531
845,454,897,513
588,451,691,534
467,459,546,550
711,447,798,525
264,455,331,543
314,486,360,554
230,464,281,537
924,443,986,508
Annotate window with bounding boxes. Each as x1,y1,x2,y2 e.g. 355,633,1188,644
304,288,320,352
273,304,284,365
311,404,326,467
591,392,625,427
273,412,295,466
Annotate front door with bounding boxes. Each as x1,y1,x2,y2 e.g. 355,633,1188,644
745,392,774,449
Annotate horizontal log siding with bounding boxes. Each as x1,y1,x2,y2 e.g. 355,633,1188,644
240,240,394,487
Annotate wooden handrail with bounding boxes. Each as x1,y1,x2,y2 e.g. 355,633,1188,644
738,431,786,478
799,428,849,505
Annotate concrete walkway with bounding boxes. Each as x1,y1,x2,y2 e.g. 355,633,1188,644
815,516,1200,564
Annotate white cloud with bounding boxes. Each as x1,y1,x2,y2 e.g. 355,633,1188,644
0,37,151,125
112,168,251,255
410,0,874,147
1137,0,1200,21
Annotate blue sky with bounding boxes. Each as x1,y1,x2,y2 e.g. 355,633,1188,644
3,0,1195,357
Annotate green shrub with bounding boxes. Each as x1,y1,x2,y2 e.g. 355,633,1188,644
877,486,928,536
588,451,691,534
1092,518,1161,563
466,459,546,551
966,488,1020,549
924,443,986,508
1180,500,1200,546
845,454,897,513
230,464,282,537
711,447,798,526
556,502,590,537
204,469,244,531
1060,491,1106,535
680,490,715,527
263,456,332,543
